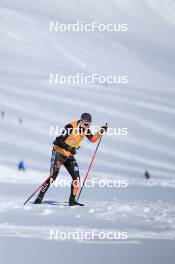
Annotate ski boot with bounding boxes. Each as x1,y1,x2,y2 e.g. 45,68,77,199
69,196,84,206
34,196,43,204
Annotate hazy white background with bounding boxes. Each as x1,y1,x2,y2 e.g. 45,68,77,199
0,0,175,263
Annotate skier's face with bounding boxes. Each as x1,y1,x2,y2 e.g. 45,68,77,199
80,120,91,129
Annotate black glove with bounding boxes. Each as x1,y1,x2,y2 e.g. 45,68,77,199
100,124,108,134
68,146,77,155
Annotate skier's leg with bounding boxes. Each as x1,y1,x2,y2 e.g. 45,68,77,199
64,156,84,206
34,150,62,204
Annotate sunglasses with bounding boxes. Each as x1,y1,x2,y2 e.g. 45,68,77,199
84,122,90,127
81,120,91,127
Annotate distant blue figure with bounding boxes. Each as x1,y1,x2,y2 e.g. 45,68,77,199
18,160,25,171
144,170,150,180
1,110,5,119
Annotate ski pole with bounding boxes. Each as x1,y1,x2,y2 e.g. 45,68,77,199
23,174,53,205
77,133,104,202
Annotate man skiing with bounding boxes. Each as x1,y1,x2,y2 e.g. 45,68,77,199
34,113,108,206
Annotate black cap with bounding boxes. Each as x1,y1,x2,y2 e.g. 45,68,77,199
80,113,92,123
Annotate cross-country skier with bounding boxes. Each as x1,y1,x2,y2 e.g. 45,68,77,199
34,113,108,206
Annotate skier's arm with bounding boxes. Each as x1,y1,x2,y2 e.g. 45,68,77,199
53,124,73,150
86,129,101,142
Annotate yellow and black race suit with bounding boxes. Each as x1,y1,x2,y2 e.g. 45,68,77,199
37,120,101,202
53,120,101,157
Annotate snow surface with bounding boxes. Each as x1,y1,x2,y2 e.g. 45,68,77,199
0,0,175,263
